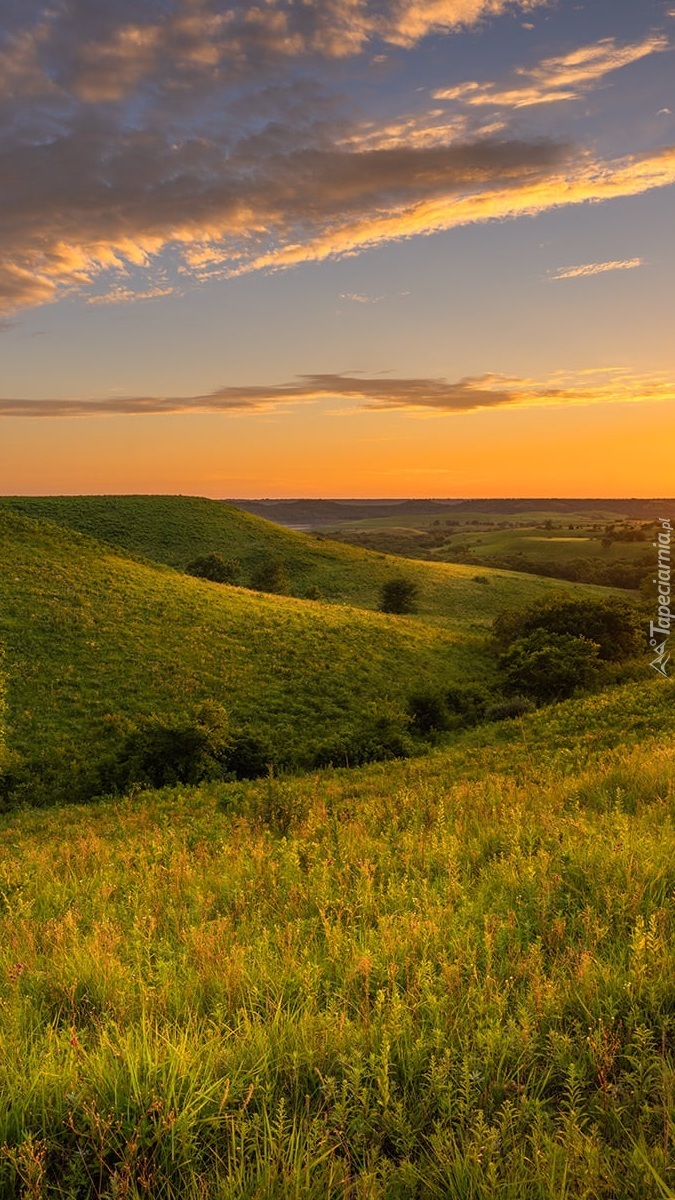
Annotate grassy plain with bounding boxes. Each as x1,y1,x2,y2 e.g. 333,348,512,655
0,678,674,1197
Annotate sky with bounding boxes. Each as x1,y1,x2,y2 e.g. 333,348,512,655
0,0,674,497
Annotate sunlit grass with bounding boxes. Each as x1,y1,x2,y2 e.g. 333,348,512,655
1,680,674,1197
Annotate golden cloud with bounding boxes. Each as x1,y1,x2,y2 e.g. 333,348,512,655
434,34,669,108
1,368,673,418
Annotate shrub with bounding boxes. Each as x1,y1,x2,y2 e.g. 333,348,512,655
99,701,232,792
312,705,413,768
484,695,535,721
226,728,275,780
250,559,290,594
493,595,644,662
408,690,450,735
379,577,419,614
445,683,491,726
305,584,323,601
499,630,601,702
186,552,240,584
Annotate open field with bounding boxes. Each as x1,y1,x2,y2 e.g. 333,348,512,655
1,678,674,1197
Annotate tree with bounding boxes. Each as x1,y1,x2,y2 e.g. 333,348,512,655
186,552,240,584
250,559,290,594
493,595,643,662
379,577,419,614
499,630,601,702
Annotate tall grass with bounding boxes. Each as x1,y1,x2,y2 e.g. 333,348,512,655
1,681,674,1197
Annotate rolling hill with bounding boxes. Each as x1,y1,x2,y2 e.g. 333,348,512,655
0,494,620,633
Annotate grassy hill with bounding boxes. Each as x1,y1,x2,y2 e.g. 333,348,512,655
0,676,673,1197
0,508,493,773
0,495,617,631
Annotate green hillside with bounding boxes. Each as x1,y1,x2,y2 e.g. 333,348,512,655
0,509,491,770
0,677,673,1197
0,495,616,631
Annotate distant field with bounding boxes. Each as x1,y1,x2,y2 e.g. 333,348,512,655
320,509,624,532
438,527,653,564
1,677,674,1197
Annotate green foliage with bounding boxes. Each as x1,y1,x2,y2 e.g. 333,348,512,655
499,629,601,701
379,576,419,614
445,683,490,726
249,558,290,594
99,702,232,791
494,594,644,662
483,694,535,721
1,681,675,1196
408,689,450,734
185,551,240,583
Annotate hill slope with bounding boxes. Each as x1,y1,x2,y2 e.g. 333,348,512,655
0,509,497,772
0,678,673,1197
0,495,617,631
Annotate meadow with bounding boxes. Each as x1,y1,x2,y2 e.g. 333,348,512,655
0,678,674,1197
0,498,668,1198
0,504,615,777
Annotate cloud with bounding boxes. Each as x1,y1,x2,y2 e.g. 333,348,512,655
434,34,669,108
549,257,644,280
2,368,673,418
2,1,546,104
0,5,672,316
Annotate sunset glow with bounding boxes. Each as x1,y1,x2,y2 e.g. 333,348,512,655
2,0,673,496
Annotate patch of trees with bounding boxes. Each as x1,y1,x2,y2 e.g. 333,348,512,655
379,577,419,614
405,594,646,735
186,552,241,584
185,553,293,595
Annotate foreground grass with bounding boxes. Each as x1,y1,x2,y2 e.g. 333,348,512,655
1,679,674,1198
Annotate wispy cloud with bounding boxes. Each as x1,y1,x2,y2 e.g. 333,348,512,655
549,258,645,280
434,34,669,109
2,368,673,418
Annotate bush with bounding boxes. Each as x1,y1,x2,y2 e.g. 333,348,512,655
408,690,450,735
226,728,275,780
305,584,323,601
99,701,232,792
186,552,240,584
445,683,491,726
312,705,413,768
493,595,644,662
484,695,535,721
250,559,290,594
499,630,601,702
379,577,419,614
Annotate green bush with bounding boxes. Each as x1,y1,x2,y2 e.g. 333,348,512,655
99,701,232,792
494,595,644,662
250,559,290,594
408,690,450,735
186,552,240,584
445,683,491,726
484,695,535,721
499,629,601,702
379,577,419,614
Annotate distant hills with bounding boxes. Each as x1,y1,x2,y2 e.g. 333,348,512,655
229,497,675,526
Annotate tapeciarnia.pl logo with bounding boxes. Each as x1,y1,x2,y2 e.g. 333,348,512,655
650,517,672,677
